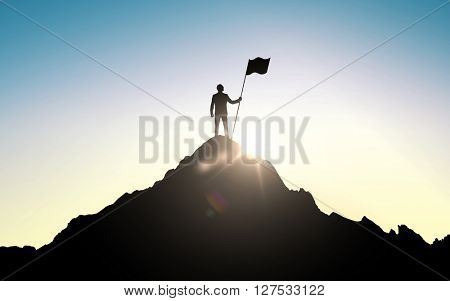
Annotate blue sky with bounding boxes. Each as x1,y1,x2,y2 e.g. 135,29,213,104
1,0,449,115
1,0,449,246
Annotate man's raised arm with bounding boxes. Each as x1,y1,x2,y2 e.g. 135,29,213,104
227,95,242,104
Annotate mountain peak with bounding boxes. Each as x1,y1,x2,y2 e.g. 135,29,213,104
159,136,286,195
1,138,449,280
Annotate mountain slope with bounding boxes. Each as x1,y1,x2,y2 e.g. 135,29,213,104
1,136,449,280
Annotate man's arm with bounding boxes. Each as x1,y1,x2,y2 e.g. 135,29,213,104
210,97,215,117
227,95,242,104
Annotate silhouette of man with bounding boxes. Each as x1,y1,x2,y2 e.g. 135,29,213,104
210,84,241,137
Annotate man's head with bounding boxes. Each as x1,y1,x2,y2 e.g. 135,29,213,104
217,84,224,92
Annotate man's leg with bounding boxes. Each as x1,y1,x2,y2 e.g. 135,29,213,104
222,116,229,137
214,116,220,136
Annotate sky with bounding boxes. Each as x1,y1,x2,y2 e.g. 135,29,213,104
0,0,449,247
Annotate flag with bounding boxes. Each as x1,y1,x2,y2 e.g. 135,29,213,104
245,57,270,75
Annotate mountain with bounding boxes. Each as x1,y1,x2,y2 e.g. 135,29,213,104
1,136,449,280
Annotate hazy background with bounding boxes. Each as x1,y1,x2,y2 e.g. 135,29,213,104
1,0,449,247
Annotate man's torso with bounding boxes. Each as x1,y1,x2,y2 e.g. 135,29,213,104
212,93,229,115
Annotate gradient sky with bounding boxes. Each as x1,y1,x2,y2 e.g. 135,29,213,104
1,0,449,247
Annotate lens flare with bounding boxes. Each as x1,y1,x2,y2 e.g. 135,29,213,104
205,191,229,214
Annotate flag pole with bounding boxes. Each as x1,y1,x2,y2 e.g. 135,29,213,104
231,71,247,139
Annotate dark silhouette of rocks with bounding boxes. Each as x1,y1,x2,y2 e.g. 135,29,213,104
1,136,449,280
